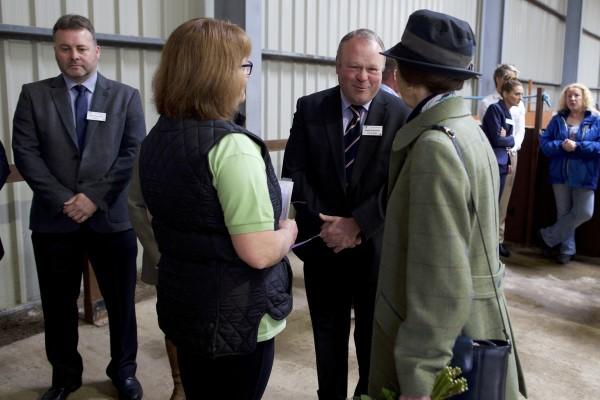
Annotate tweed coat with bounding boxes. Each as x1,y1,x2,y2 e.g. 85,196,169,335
368,97,526,399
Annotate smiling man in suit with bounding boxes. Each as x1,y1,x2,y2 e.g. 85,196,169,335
12,14,145,400
282,29,409,400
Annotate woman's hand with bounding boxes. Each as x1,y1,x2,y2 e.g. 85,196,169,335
561,138,577,152
498,127,507,137
279,218,299,246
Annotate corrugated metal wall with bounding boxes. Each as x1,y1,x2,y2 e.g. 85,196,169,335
0,0,598,311
580,0,600,103
0,0,209,310
503,0,567,109
262,0,479,170
503,0,600,111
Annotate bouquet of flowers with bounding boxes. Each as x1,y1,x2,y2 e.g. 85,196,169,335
361,365,468,400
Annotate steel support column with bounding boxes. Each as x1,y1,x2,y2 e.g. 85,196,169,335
214,0,262,136
477,0,506,100
561,0,583,86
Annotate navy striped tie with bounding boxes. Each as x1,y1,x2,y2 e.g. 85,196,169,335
344,105,362,183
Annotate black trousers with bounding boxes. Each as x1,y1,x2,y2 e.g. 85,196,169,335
303,248,378,400
32,227,138,387
177,338,275,400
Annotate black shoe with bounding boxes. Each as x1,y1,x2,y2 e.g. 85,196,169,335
536,230,554,258
40,383,81,400
556,254,572,264
114,377,143,400
499,243,511,257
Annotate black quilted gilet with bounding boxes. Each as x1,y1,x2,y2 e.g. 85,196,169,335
139,116,292,358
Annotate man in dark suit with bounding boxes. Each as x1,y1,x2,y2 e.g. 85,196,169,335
12,15,145,400
282,29,409,400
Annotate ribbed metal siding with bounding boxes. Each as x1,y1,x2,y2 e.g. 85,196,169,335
580,0,600,91
504,0,565,89
0,0,209,310
262,0,478,174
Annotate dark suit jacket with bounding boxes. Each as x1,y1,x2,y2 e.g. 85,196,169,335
282,86,409,262
12,73,145,233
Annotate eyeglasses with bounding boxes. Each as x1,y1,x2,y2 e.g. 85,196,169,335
241,61,253,76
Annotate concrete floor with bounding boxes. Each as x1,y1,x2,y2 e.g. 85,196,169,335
1,245,599,400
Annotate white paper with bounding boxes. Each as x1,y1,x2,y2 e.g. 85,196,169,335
279,179,294,219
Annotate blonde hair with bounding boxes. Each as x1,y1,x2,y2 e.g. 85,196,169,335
153,18,251,120
558,83,595,112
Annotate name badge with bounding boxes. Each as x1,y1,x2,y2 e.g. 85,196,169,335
505,118,514,126
87,111,106,122
362,125,383,136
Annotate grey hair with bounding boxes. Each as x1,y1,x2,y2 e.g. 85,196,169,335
335,29,385,65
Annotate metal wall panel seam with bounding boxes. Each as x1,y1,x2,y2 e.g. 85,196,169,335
0,39,29,306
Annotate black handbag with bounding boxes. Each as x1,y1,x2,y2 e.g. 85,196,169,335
432,125,512,400
450,336,510,400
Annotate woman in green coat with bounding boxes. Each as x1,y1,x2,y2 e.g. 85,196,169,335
368,10,527,400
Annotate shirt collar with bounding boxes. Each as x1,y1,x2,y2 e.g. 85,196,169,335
63,71,98,93
340,89,373,114
380,84,399,97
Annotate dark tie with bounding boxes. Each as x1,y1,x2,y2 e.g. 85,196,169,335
344,104,362,183
73,85,88,151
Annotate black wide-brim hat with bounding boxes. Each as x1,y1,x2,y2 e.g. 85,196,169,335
382,9,481,80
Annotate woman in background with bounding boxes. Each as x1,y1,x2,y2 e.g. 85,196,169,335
538,83,600,264
138,18,297,399
481,78,523,197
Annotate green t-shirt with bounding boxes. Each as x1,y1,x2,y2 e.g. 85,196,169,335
207,133,286,342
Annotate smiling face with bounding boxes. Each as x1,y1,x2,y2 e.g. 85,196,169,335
54,28,100,83
336,37,384,105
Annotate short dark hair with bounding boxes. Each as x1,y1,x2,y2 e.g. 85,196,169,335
53,14,96,41
397,64,464,94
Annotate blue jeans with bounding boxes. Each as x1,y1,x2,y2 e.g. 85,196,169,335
540,184,594,255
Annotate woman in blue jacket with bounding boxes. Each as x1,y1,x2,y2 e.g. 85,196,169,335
539,83,600,264
481,78,524,197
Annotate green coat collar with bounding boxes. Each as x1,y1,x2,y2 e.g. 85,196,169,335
392,96,472,152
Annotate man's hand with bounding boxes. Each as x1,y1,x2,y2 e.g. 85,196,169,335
319,213,361,253
498,127,507,137
63,193,97,223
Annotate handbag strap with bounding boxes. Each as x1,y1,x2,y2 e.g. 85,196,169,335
429,124,511,345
